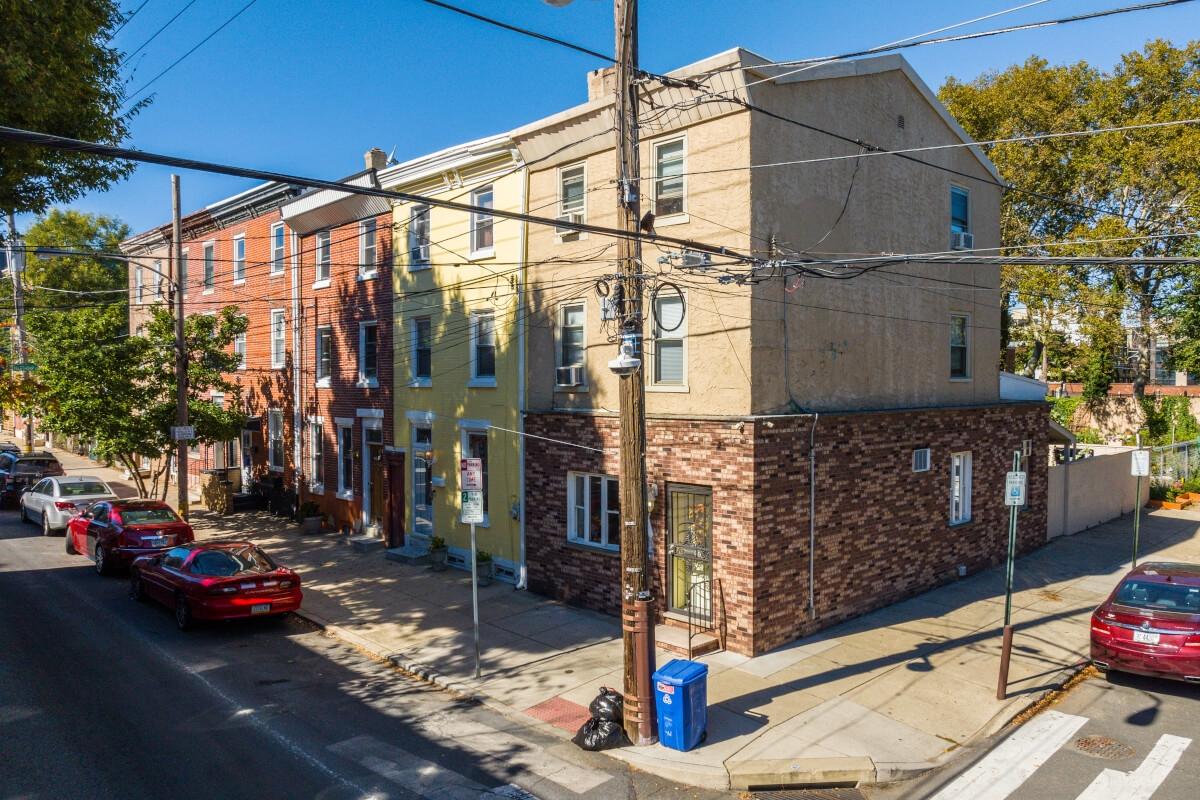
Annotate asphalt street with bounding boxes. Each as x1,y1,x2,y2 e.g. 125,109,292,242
0,505,728,800
871,669,1200,800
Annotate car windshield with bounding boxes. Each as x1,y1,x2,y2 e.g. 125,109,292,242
13,459,55,473
59,482,109,497
121,507,180,524
1114,580,1200,613
191,547,276,577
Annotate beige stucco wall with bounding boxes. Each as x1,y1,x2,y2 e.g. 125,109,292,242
522,109,756,416
122,241,172,334
748,67,1003,412
1048,448,1149,539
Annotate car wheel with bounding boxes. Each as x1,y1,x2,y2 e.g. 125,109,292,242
41,512,53,537
129,570,146,602
175,593,192,631
95,542,111,576
65,532,76,555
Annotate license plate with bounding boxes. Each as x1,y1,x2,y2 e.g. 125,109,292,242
250,603,271,615
1133,630,1160,644
142,536,166,547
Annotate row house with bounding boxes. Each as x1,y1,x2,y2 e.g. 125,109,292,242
509,50,1049,656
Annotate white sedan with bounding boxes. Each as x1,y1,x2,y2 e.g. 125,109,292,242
20,475,118,536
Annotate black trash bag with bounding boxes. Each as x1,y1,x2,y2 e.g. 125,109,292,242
572,718,628,751
588,686,624,723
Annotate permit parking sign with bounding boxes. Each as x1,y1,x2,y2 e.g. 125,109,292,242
1131,449,1150,477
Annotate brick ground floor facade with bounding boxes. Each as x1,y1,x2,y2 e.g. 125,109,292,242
524,401,1049,656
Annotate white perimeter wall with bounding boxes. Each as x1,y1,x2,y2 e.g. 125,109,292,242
1048,446,1150,539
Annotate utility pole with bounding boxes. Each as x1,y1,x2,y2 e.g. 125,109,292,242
172,175,190,519
6,212,32,453
614,0,656,747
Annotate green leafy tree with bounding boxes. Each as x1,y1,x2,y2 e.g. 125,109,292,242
0,0,146,221
22,209,130,303
940,41,1200,396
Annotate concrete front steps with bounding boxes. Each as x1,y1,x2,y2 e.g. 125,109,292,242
654,623,720,657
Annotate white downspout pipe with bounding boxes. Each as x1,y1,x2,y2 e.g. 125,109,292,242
515,149,529,589
290,229,302,502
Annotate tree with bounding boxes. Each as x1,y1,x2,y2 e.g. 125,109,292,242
0,0,146,221
21,209,130,302
940,41,1200,396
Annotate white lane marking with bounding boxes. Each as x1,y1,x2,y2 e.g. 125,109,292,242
1075,734,1191,800
930,710,1090,800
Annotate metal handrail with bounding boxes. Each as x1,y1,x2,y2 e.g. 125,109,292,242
685,578,713,661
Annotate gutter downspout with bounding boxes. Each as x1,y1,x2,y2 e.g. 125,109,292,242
290,228,302,504
515,149,528,590
808,412,819,618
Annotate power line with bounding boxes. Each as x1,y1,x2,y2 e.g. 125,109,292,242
417,0,613,63
109,0,153,40
120,0,198,65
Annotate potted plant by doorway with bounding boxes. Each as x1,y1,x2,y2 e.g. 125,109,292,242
476,550,494,587
429,536,448,571
298,501,323,535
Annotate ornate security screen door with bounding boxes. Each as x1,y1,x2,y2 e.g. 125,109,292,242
667,484,713,623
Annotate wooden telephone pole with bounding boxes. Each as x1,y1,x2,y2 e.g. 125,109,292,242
614,0,656,747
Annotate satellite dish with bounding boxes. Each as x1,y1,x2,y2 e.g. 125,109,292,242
386,145,398,166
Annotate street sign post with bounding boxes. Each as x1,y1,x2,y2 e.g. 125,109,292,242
10,362,36,371
460,458,484,679
171,425,195,441
1131,442,1149,567
997,452,1024,700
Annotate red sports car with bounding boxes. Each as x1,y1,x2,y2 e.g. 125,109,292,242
129,542,302,630
65,499,194,575
1090,561,1200,684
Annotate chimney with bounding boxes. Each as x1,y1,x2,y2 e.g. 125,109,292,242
587,67,617,102
364,147,388,171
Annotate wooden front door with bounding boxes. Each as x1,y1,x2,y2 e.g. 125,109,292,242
385,451,406,548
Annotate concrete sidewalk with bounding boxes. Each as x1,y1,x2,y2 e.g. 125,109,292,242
50,447,1200,790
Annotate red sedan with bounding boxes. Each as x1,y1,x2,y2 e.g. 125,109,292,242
65,499,194,575
129,542,302,630
1090,561,1200,684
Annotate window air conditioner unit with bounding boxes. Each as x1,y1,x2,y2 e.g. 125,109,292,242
950,231,974,251
556,365,583,386
555,212,584,235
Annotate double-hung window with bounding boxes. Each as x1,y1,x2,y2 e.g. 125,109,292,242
412,317,432,386
462,428,489,521
270,223,285,274
408,205,430,268
153,259,164,298
567,472,620,550
315,326,332,385
270,309,286,368
559,164,585,239
359,219,377,279
950,314,970,379
652,294,686,386
337,424,354,497
232,234,246,282
268,410,284,472
179,249,189,295
654,138,686,217
950,451,972,524
358,321,378,387
234,332,247,369
309,421,324,490
202,242,215,290
470,186,494,255
315,231,331,284
470,312,496,385
557,302,585,385
951,187,970,234
135,264,144,303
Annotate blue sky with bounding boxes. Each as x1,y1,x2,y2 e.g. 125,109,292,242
39,0,1200,234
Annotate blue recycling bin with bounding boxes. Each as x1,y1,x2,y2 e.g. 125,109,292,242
653,658,708,751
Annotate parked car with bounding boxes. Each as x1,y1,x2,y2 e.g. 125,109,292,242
20,475,118,536
1090,561,1200,684
65,499,194,576
0,442,20,454
0,451,64,508
129,542,302,630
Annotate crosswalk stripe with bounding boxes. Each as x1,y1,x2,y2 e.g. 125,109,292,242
1074,734,1191,800
929,711,1090,800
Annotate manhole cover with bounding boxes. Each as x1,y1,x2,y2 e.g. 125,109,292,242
1074,735,1136,760
751,790,867,800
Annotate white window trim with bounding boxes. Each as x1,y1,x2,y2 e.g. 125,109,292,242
234,331,247,370
469,186,495,259
648,290,688,392
134,264,144,303
202,240,216,294
267,409,285,473
313,230,332,288
270,222,286,275
557,162,587,241
460,425,490,528
950,312,972,382
314,325,332,388
358,219,378,280
566,471,620,551
232,234,246,284
950,451,973,525
468,311,497,388
555,300,588,390
357,320,379,389
153,259,164,299
652,135,689,225
336,421,354,500
308,417,325,495
410,316,432,388
950,185,971,233
270,309,286,369
408,205,431,271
